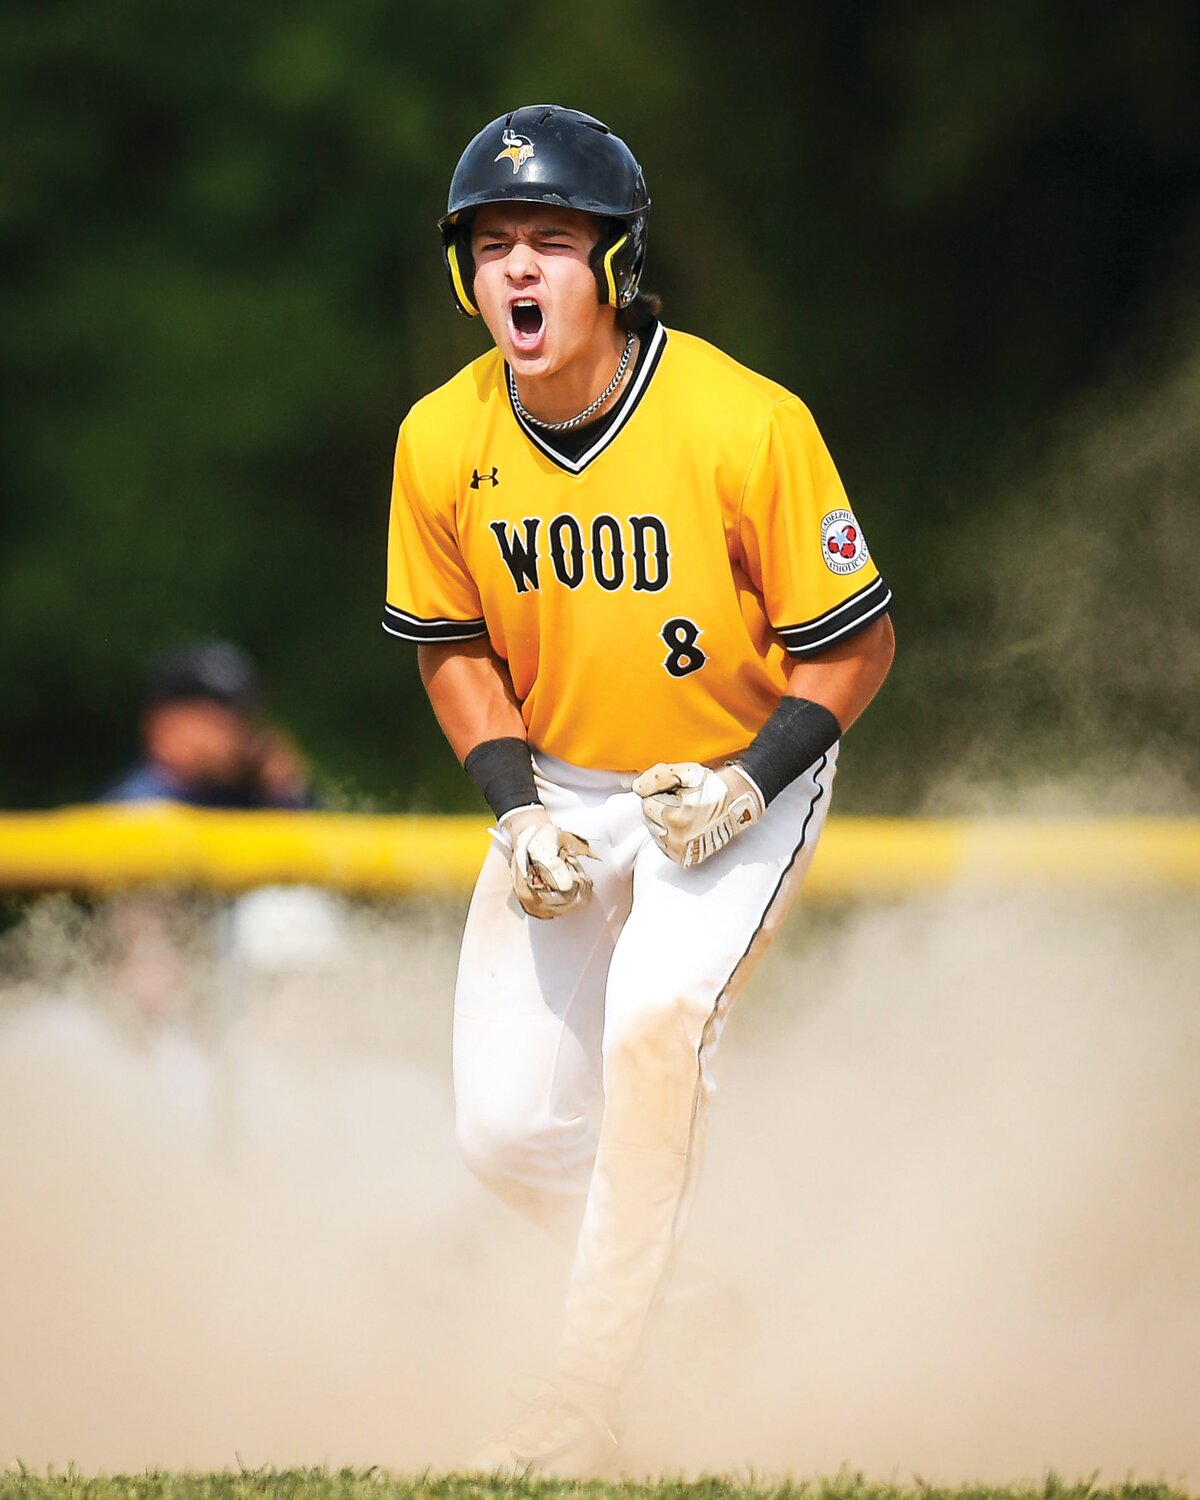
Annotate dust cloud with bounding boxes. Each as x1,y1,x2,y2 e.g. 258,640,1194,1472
933,301,1200,816
0,893,567,1476
1,882,1197,1484
635,889,1200,1483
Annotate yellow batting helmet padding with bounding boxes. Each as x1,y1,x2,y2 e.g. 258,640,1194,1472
601,232,629,307
446,239,479,317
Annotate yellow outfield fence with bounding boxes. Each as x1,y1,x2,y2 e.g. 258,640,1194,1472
1,806,1198,898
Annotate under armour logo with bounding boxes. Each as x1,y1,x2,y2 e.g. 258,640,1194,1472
470,467,499,488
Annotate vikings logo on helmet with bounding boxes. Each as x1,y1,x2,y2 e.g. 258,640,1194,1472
495,127,535,174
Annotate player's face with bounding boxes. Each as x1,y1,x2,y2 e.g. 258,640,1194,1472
470,205,615,386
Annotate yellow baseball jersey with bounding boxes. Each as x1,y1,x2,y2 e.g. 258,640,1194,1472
384,323,891,772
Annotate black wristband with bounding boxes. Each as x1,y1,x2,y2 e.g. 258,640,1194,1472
463,736,540,820
733,697,841,806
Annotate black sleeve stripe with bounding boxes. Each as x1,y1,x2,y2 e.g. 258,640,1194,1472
784,587,891,655
384,603,486,629
381,606,488,643
780,573,888,645
776,575,888,641
777,578,892,658
382,619,489,643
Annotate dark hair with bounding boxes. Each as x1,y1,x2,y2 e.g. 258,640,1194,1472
618,290,661,332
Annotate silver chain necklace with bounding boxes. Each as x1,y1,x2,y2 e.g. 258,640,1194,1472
508,330,636,433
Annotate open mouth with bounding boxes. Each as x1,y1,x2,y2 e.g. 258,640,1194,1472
510,298,545,343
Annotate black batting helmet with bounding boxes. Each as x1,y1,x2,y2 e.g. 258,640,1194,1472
438,105,650,319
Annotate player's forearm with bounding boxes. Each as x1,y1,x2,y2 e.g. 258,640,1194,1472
783,612,894,731
418,639,526,763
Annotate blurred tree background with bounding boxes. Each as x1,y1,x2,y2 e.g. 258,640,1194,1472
3,0,1198,813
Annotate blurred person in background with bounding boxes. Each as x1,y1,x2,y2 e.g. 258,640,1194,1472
97,639,335,1032
101,638,315,810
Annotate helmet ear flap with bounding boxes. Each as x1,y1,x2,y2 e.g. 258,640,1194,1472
590,218,645,309
441,217,480,318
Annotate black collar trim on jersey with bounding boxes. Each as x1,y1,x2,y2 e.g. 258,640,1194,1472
505,321,668,475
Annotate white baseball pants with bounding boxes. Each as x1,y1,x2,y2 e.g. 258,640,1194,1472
452,746,837,1398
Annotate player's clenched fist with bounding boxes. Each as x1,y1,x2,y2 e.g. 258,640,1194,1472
632,762,765,868
499,806,596,919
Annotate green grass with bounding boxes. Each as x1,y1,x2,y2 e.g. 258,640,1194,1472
0,1473,1195,1500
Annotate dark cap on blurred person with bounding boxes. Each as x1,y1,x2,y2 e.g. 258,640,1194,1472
143,639,260,710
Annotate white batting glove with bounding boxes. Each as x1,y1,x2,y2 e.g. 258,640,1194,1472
498,806,595,919
632,763,765,868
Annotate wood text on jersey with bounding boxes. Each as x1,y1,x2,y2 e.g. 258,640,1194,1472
489,514,670,595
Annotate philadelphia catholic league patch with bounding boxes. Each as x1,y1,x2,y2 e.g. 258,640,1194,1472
820,508,870,575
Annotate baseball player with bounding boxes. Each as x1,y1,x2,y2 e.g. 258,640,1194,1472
383,105,894,1474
